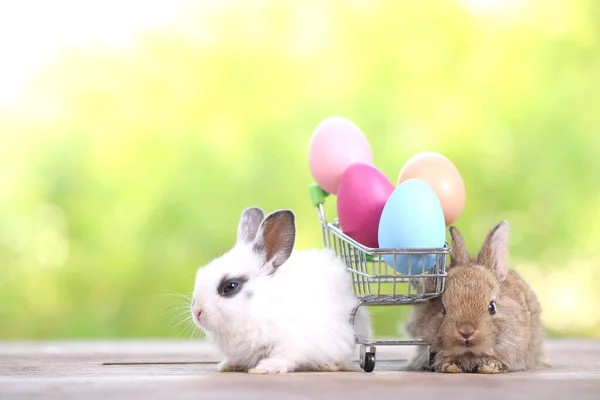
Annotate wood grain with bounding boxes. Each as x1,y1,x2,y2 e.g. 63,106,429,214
1,339,599,399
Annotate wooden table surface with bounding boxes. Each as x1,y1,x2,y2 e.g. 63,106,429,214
1,339,599,399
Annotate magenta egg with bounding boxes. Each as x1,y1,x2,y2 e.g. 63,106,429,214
337,162,395,248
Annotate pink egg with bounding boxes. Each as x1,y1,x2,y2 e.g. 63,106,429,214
337,162,395,248
308,116,373,195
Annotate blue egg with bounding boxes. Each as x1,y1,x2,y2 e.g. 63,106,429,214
377,178,446,274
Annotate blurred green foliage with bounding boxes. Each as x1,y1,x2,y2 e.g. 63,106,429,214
1,0,599,339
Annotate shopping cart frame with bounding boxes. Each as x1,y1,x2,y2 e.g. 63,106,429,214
310,184,450,372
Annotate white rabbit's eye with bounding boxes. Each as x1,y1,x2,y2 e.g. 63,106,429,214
224,282,238,293
217,275,248,298
488,301,496,315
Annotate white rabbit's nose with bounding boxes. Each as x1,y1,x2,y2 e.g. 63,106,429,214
191,304,202,322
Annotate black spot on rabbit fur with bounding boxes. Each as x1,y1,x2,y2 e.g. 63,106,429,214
252,242,265,257
428,351,437,371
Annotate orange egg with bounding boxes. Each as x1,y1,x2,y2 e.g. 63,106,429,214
397,152,466,226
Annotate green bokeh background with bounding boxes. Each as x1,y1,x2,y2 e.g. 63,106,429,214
1,0,599,339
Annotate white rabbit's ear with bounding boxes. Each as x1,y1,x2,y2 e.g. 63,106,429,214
476,221,509,282
252,209,295,275
237,207,265,244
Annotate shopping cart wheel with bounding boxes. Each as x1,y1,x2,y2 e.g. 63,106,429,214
362,352,375,372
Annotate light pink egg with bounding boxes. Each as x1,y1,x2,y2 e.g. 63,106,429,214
337,162,395,248
308,116,373,195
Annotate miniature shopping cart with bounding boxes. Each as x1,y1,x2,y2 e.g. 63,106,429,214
310,184,450,372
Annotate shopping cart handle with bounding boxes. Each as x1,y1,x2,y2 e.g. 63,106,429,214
310,183,329,207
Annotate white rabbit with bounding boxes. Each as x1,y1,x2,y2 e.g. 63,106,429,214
191,207,371,374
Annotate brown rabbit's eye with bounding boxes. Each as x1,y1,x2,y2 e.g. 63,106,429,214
488,301,496,315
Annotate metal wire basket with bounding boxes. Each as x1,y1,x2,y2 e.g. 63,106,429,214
310,184,450,372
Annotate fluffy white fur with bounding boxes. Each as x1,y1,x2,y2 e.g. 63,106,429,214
191,208,371,374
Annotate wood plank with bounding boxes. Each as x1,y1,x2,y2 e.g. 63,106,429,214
1,339,599,399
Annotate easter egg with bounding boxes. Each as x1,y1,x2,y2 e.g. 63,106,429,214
337,162,395,248
397,152,465,226
308,116,373,195
378,178,446,274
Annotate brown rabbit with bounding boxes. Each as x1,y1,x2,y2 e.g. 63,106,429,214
405,221,546,373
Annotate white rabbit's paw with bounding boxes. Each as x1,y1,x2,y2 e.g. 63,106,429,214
248,358,292,374
316,363,346,372
217,360,245,372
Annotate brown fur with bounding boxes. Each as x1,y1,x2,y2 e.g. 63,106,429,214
405,221,546,373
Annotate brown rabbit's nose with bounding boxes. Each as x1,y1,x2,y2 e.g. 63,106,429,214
459,327,475,341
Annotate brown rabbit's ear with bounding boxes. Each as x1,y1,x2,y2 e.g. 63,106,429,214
252,209,296,275
449,226,470,268
476,221,509,282
237,207,265,244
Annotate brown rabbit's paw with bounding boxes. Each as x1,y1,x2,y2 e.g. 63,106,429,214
540,359,552,368
476,360,503,374
438,361,463,373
